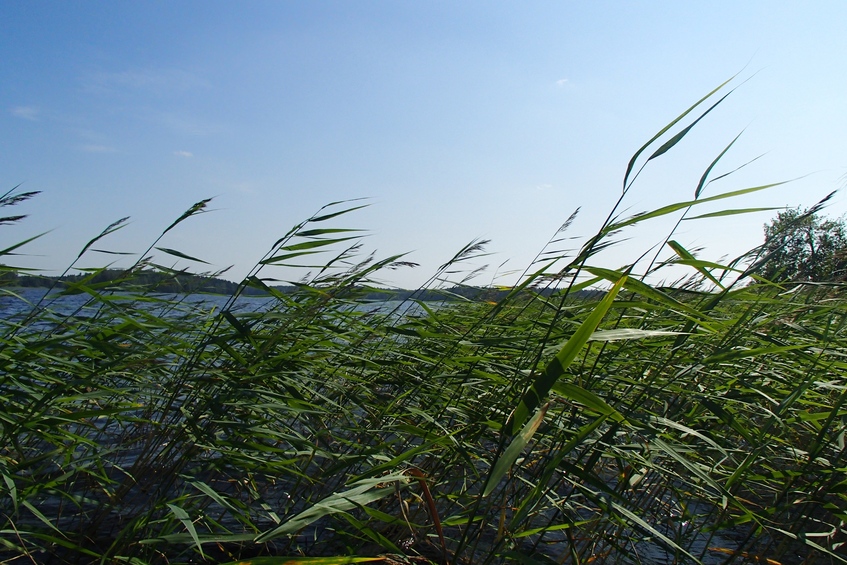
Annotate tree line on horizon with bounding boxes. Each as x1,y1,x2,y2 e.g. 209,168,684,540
0,268,582,302
2,203,846,301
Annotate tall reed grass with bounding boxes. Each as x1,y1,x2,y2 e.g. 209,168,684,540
1,78,845,564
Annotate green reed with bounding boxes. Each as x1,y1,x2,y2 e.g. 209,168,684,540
0,77,845,564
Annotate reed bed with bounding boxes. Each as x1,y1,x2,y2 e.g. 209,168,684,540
1,79,845,564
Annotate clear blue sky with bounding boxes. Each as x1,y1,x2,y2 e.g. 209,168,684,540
2,2,846,288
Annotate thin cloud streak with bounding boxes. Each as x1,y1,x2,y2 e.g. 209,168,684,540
81,68,210,97
157,112,221,136
10,106,39,120
78,144,117,153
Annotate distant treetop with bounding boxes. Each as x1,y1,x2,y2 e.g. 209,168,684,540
760,207,847,283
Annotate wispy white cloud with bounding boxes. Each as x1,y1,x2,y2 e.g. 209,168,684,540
536,183,554,191
79,144,117,153
556,78,569,87
82,68,210,96
233,182,254,194
10,106,39,120
173,150,193,158
158,112,221,136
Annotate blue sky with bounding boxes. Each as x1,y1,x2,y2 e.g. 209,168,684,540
2,2,846,288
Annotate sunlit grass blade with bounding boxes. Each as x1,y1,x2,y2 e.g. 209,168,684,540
506,275,626,435
154,247,210,264
484,403,549,497
161,198,213,235
667,240,725,289
76,217,130,259
647,90,733,162
588,328,685,341
254,475,405,543
0,231,48,257
622,75,736,193
695,131,744,199
604,182,786,233
166,503,205,560
683,207,782,220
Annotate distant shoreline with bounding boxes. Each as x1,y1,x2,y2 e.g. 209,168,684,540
0,268,600,302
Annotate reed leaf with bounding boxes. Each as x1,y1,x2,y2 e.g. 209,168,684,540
506,276,626,435
484,403,549,497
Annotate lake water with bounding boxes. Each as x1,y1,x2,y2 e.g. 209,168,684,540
0,287,420,324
